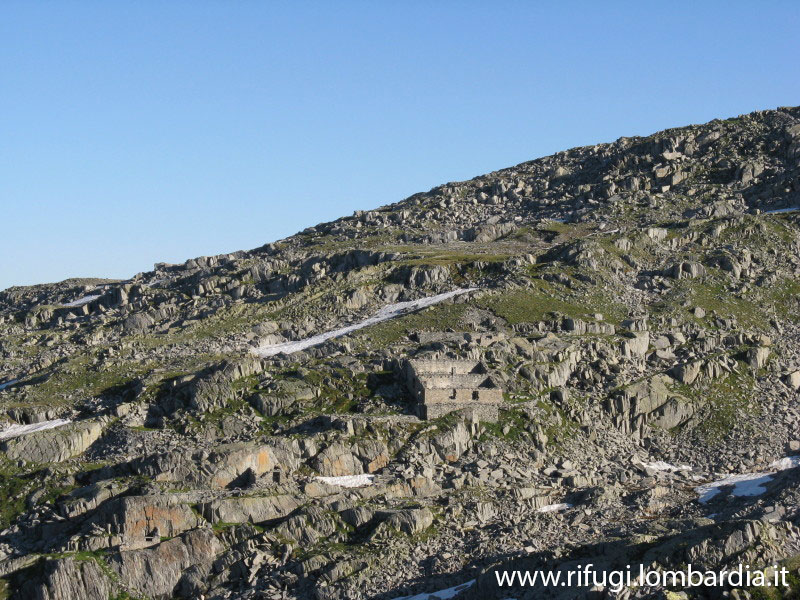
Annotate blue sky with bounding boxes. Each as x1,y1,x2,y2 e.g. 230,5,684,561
1,2,798,290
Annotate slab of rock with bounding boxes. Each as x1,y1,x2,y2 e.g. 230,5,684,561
135,441,301,488
110,528,222,599
668,261,706,279
621,332,650,358
388,508,434,535
59,481,130,519
100,494,204,549
2,418,106,463
19,557,111,600
199,493,299,524
207,442,300,488
312,440,389,476
312,442,363,476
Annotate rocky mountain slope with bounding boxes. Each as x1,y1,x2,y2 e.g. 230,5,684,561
1,105,800,599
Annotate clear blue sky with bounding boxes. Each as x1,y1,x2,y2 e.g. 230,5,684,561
2,2,798,290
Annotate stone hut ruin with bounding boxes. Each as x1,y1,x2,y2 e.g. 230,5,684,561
402,359,502,421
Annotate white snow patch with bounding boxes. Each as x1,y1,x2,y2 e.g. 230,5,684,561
252,288,477,357
769,456,800,470
61,294,101,308
764,207,800,214
536,503,573,513
695,456,800,503
316,474,375,488
0,419,72,441
392,580,475,600
696,473,773,503
641,461,691,472
0,379,19,391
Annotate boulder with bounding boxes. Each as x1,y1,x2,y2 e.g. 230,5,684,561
668,262,706,279
621,332,650,358
784,371,800,390
385,508,434,535
429,421,473,462
340,506,375,528
59,481,130,519
606,375,692,436
312,443,363,476
311,440,389,476
274,507,341,546
122,312,155,333
746,346,770,369
670,360,702,385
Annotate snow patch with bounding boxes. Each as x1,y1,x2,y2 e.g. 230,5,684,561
764,207,799,214
0,419,72,441
641,461,691,472
695,456,800,503
61,294,101,308
0,379,19,392
316,474,375,488
536,503,572,513
696,473,773,503
393,580,475,600
769,456,800,470
253,288,477,357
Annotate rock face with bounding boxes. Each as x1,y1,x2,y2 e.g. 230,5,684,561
199,493,300,523
20,557,111,600
102,494,204,549
3,106,800,600
131,441,302,488
311,440,389,476
2,418,106,463
605,374,694,437
206,443,300,488
385,508,434,535
109,528,222,599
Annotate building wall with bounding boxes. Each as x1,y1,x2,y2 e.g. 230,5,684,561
407,359,484,376
417,373,490,389
403,359,502,422
422,388,503,404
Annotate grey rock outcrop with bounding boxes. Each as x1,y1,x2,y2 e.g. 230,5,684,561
20,557,111,600
109,528,222,599
2,418,107,463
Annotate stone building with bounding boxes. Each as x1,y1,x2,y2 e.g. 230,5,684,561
402,359,502,421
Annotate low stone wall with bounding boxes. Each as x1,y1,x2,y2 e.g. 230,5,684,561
417,373,490,389
421,402,499,422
